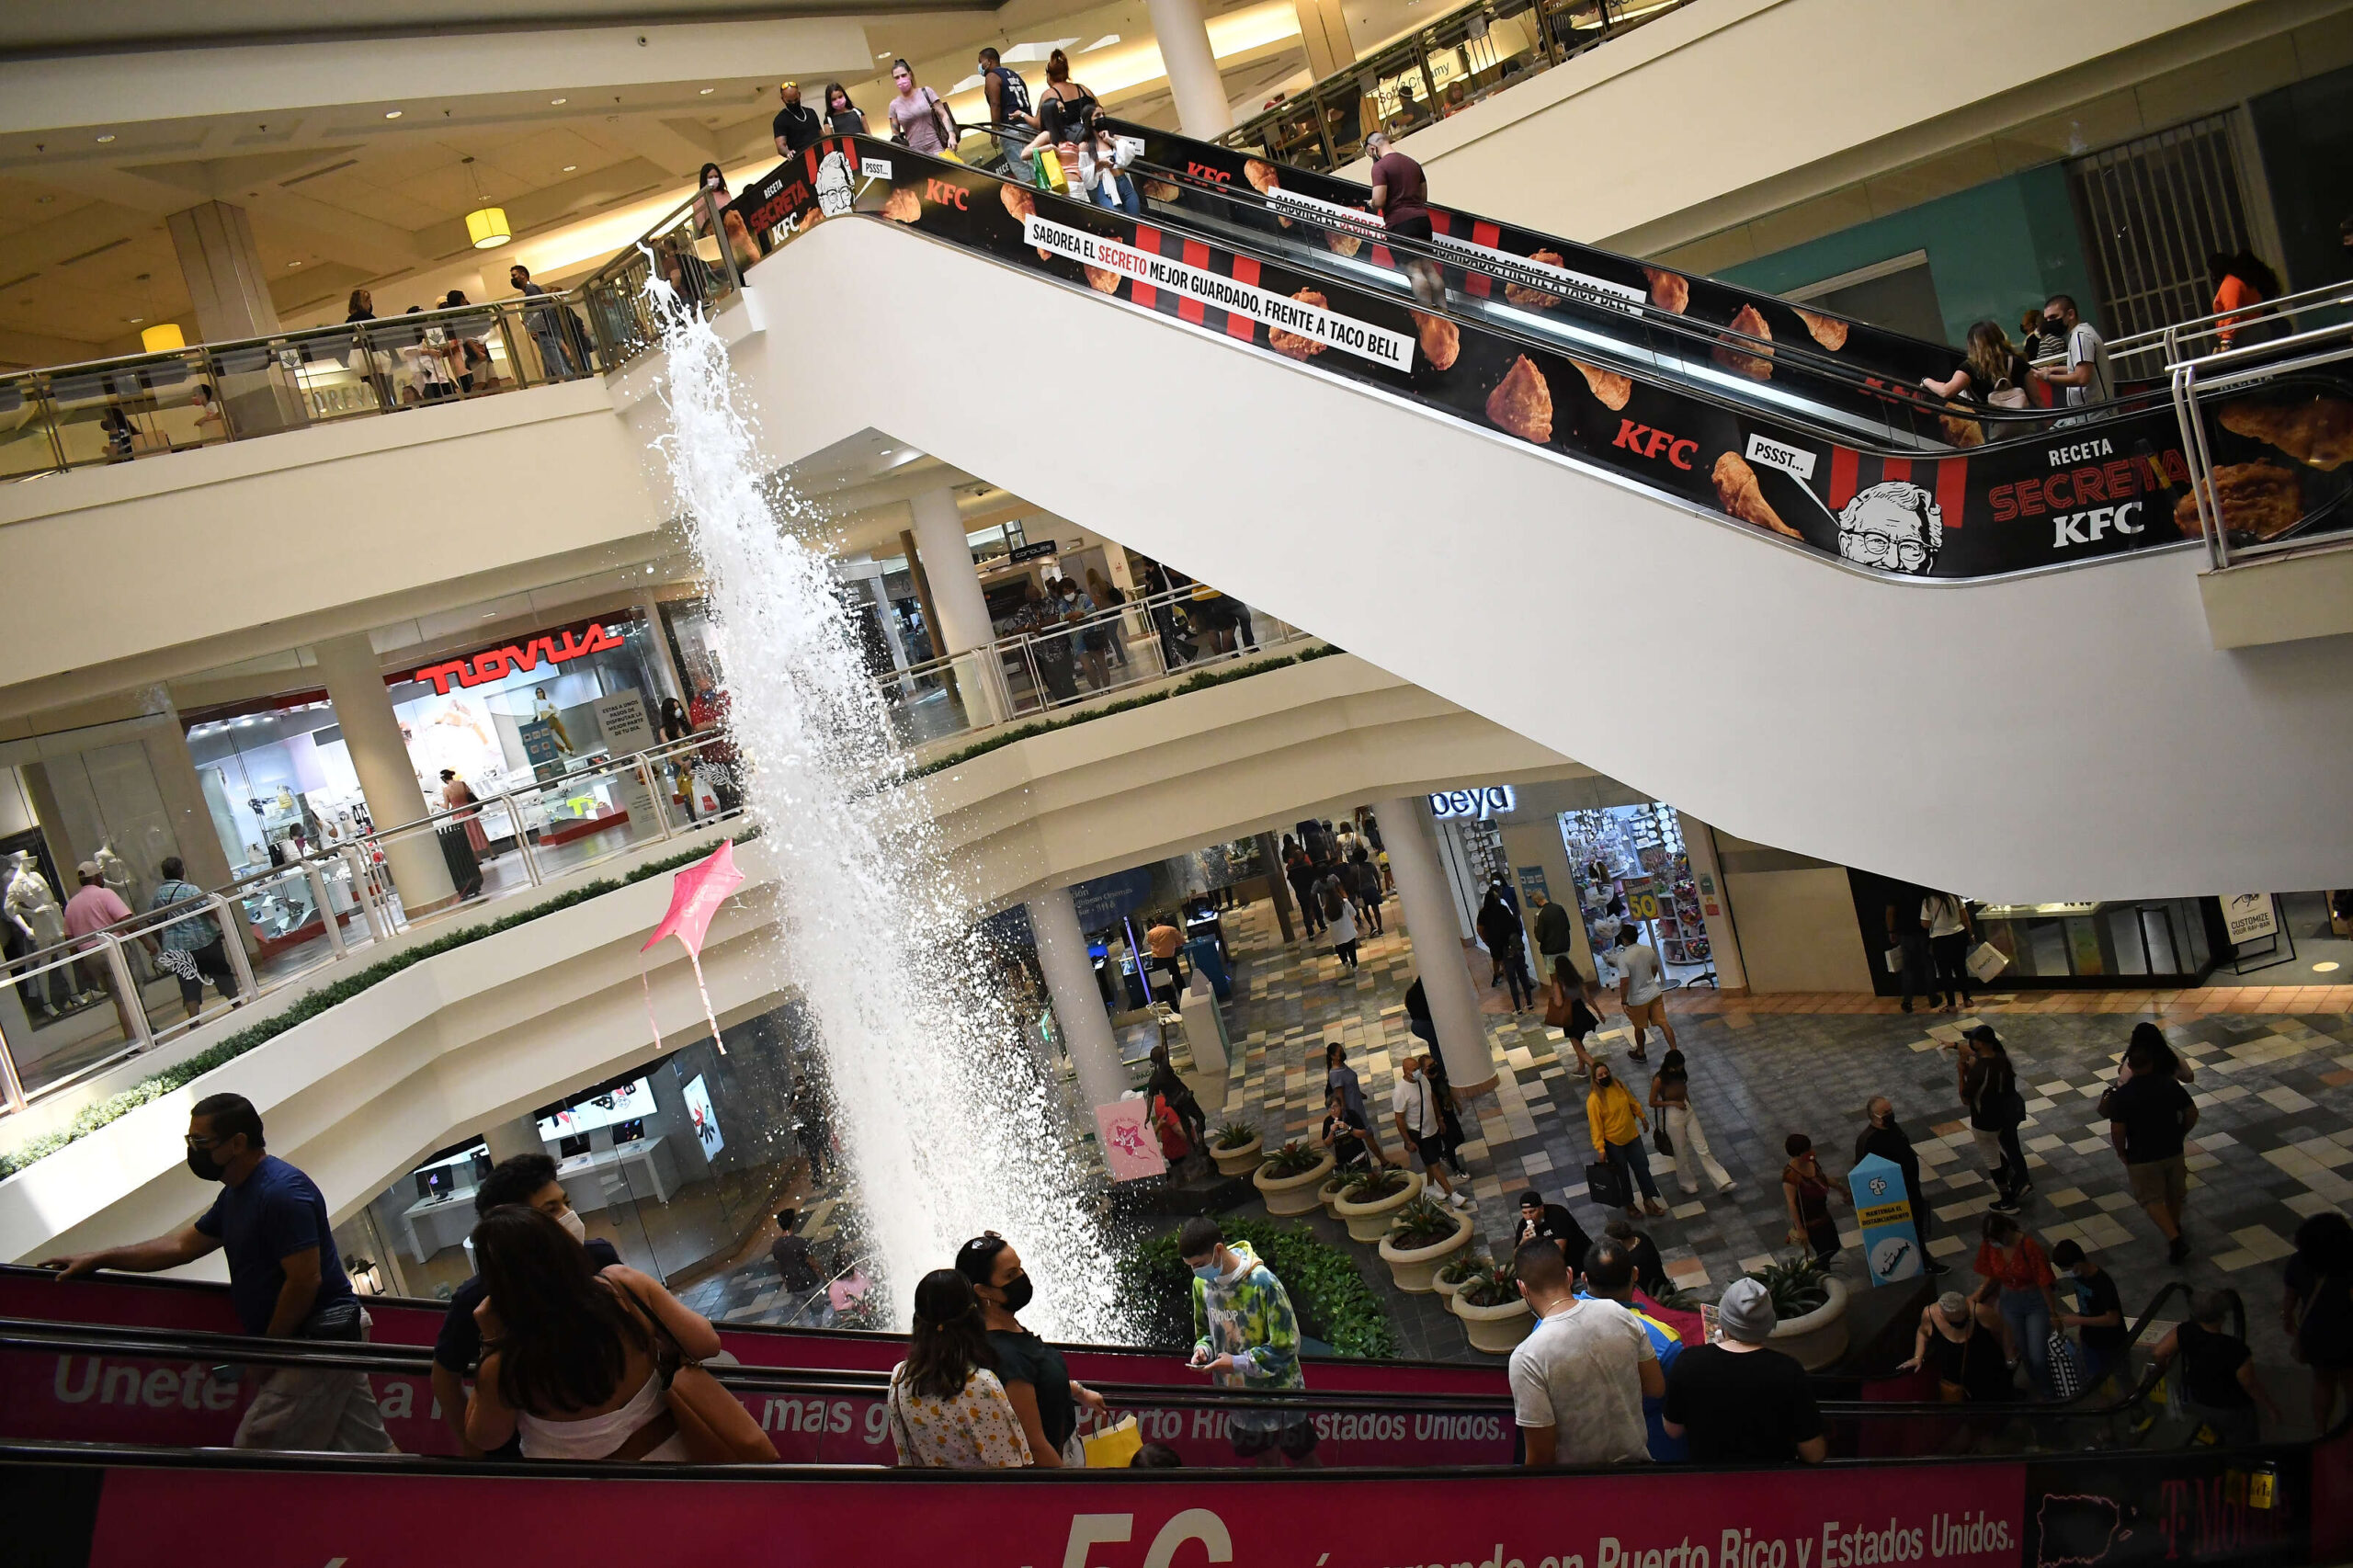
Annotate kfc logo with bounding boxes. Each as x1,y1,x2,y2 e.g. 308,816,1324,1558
814,151,854,217
924,178,967,210
1186,162,1233,183
1836,481,1942,575
1611,418,1697,471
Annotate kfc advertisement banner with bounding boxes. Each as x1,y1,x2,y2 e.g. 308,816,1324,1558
754,136,2349,577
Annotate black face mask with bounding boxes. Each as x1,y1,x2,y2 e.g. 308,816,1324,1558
186,1144,228,1181
995,1274,1034,1313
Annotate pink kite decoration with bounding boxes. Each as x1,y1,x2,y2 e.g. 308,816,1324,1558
640,838,745,1054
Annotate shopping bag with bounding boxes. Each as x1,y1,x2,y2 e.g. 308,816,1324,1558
1884,946,1904,975
1585,1160,1631,1210
1035,147,1065,190
1966,941,2009,983
1082,1415,1143,1468
2045,1331,2086,1400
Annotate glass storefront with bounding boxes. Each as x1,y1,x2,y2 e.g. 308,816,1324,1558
1559,801,1713,988
186,700,367,877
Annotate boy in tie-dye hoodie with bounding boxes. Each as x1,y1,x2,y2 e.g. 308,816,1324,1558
1180,1217,1318,1464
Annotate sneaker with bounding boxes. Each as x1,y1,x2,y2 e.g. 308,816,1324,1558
1926,1260,1951,1275
1988,1196,2020,1214
1448,1191,1474,1210
1901,1001,1915,1013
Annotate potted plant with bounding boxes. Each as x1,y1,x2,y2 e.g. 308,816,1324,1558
1254,1140,1335,1216
1434,1251,1487,1309
1332,1165,1423,1242
1377,1194,1473,1293
1744,1254,1850,1371
1209,1120,1263,1177
1452,1260,1533,1354
1316,1167,1353,1218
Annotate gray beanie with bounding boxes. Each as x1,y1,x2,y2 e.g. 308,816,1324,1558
1718,1278,1778,1345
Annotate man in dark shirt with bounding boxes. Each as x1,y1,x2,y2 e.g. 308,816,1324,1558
2050,1239,2127,1392
2104,1038,2199,1263
772,81,823,157
1854,1096,1947,1274
2153,1290,2280,1446
1662,1278,1825,1463
431,1153,620,1459
1363,131,1440,305
1529,892,1575,976
44,1092,393,1452
1514,1189,1593,1274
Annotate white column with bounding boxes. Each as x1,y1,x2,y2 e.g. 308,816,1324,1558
1029,884,1130,1119
166,201,281,341
313,631,456,913
482,1114,546,1165
1148,0,1233,138
909,484,1006,724
1675,812,1748,992
1378,795,1496,1096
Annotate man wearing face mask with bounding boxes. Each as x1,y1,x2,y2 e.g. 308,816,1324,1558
431,1153,620,1458
43,1093,396,1453
1179,1216,1318,1466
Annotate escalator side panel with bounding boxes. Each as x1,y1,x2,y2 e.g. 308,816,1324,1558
784,138,2292,580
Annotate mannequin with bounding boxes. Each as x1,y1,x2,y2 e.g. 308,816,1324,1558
6,853,74,1015
533,686,574,756
94,841,132,899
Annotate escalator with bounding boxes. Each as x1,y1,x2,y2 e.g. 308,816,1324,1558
709,131,2353,900
0,1275,2343,1566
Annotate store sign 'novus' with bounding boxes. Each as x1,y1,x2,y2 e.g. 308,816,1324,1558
414,622,627,695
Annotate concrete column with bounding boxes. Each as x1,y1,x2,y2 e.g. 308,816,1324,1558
638,592,688,708
897,528,942,665
482,1114,546,1165
1293,0,1356,80
166,201,281,342
865,576,910,672
1675,812,1748,993
140,710,235,895
1256,830,1293,943
313,631,456,913
1148,0,1234,138
1378,796,1495,1096
909,485,1005,725
1029,883,1130,1119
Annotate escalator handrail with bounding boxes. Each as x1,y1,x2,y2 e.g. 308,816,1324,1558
946,119,2165,448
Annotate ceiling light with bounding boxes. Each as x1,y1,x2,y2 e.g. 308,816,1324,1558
460,154,511,249
878,51,892,60
384,109,403,119
562,165,577,172
699,86,716,95
288,260,302,267
142,323,186,352
35,195,53,204
550,97,568,106
95,133,116,143
127,315,143,324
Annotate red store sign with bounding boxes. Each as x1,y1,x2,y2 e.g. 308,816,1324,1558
410,621,628,696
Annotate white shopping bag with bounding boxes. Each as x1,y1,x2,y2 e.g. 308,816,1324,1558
1966,941,2009,983
1883,946,1904,974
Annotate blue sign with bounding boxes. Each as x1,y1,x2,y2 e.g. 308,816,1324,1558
1072,867,1155,932
1847,1153,1924,1286
518,720,564,781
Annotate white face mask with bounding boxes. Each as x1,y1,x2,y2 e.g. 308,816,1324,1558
556,1207,587,1243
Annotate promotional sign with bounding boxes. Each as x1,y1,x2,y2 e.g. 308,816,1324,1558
1007,539,1061,562
1429,785,1517,820
1515,865,1550,905
682,1072,724,1158
1095,1100,1168,1181
757,130,2351,578
2223,893,2279,946
517,720,563,780
1847,1153,1925,1286
595,690,653,756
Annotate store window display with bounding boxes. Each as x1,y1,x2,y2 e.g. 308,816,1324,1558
1561,803,1712,990
5,850,75,1016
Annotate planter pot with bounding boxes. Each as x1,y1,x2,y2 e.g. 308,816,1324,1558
1210,1134,1263,1177
1454,1294,1534,1354
1433,1268,1474,1307
1334,1171,1425,1242
1768,1276,1851,1371
1316,1176,1349,1219
1254,1150,1336,1216
1377,1210,1473,1293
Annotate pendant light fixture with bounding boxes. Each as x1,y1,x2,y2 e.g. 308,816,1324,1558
133,271,185,352
461,155,511,249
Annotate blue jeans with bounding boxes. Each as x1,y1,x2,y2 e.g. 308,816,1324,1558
2000,1287,2052,1396
1608,1135,1660,1203
1093,174,1142,216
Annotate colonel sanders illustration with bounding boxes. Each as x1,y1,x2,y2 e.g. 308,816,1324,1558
814,150,855,218
1836,480,1943,575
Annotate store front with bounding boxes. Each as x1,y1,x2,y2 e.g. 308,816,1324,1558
1846,869,2223,992
1557,801,1716,990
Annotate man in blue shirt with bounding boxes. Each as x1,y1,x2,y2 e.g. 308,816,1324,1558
45,1092,394,1452
1579,1237,1688,1460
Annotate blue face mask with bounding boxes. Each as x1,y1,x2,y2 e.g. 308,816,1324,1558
1192,1260,1222,1283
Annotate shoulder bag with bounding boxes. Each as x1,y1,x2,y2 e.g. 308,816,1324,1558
625,1284,779,1462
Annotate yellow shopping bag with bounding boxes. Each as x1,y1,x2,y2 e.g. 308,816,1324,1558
1035,147,1067,192
1081,1415,1142,1468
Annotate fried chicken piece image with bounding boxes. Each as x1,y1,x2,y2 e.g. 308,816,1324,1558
1486,355,1552,443
1504,249,1567,310
1325,228,1362,259
1268,290,1328,361
1411,311,1460,372
1711,451,1802,538
1084,266,1123,294
1642,267,1688,314
1569,358,1631,412
998,182,1055,259
880,187,923,223
1244,159,1290,227
1142,179,1181,202
1939,413,1984,449
1712,302,1775,380
2175,461,2304,540
2220,396,2353,472
1794,306,1848,351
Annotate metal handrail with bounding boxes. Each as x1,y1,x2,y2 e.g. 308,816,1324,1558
2033,280,2353,372
2166,312,2353,571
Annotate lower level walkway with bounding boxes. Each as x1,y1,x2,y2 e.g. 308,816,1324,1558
1213,892,2353,1394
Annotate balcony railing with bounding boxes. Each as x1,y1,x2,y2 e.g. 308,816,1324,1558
1217,0,1696,175
0,733,744,1116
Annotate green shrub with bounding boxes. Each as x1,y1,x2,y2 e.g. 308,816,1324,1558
1385,1195,1461,1249
1259,1139,1323,1177
1436,1252,1489,1285
1339,1165,1410,1203
1115,1214,1395,1359
0,829,760,1182
1455,1259,1520,1309
1744,1253,1829,1318
1211,1119,1259,1151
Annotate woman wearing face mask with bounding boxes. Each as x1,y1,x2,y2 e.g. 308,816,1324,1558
953,1233,1105,1466
1586,1060,1666,1220
691,162,761,274
886,59,956,156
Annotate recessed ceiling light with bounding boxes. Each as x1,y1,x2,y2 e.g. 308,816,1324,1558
288,260,302,267
128,316,143,324
95,133,116,143
35,195,53,204
550,97,568,106
878,51,892,60
699,86,716,95
384,109,403,119
563,164,577,172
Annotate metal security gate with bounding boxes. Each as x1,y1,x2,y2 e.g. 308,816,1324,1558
2066,111,2253,340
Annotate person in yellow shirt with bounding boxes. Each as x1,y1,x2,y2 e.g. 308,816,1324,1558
1587,1062,1667,1221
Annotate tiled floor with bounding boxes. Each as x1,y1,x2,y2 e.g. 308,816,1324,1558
1201,892,2353,1390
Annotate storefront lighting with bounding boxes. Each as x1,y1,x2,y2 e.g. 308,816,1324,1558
140,323,186,353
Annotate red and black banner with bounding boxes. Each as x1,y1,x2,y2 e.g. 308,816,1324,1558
732,138,2351,578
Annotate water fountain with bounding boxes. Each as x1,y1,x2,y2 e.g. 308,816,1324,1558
642,281,1123,1341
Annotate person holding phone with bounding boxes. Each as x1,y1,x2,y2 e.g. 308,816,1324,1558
1179,1216,1318,1466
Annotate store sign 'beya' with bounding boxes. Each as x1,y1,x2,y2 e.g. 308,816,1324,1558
413,623,627,695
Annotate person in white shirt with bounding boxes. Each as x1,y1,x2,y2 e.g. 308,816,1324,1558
1392,1053,1473,1210
2039,293,2112,417
1611,925,1675,1061
1508,1236,1661,1467
1920,892,1972,1013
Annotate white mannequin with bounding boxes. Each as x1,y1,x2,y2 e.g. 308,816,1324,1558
94,841,132,897
6,853,71,1017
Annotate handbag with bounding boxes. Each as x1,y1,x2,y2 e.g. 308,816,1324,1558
629,1288,779,1462
1966,941,2009,983
2046,1330,2086,1399
1653,1123,1674,1157
1081,1414,1143,1468
1542,984,1570,1028
1585,1160,1631,1210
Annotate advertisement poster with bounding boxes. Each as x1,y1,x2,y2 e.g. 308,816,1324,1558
734,135,2351,578
1847,1153,1924,1286
1096,1100,1168,1181
2223,893,2280,946
682,1071,725,1158
517,720,563,780
595,689,652,756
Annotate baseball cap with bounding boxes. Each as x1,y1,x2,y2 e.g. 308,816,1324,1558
75,860,102,880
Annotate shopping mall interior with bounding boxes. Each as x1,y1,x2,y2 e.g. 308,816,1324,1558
3,0,2353,1561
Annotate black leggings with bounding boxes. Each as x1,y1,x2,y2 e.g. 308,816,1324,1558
1930,932,1971,1003
1335,939,1359,969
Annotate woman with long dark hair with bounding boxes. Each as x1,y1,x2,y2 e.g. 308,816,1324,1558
463,1208,720,1461
2211,249,2286,350
823,82,866,136
1959,1025,2029,1210
954,1233,1105,1467
886,1268,1032,1468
